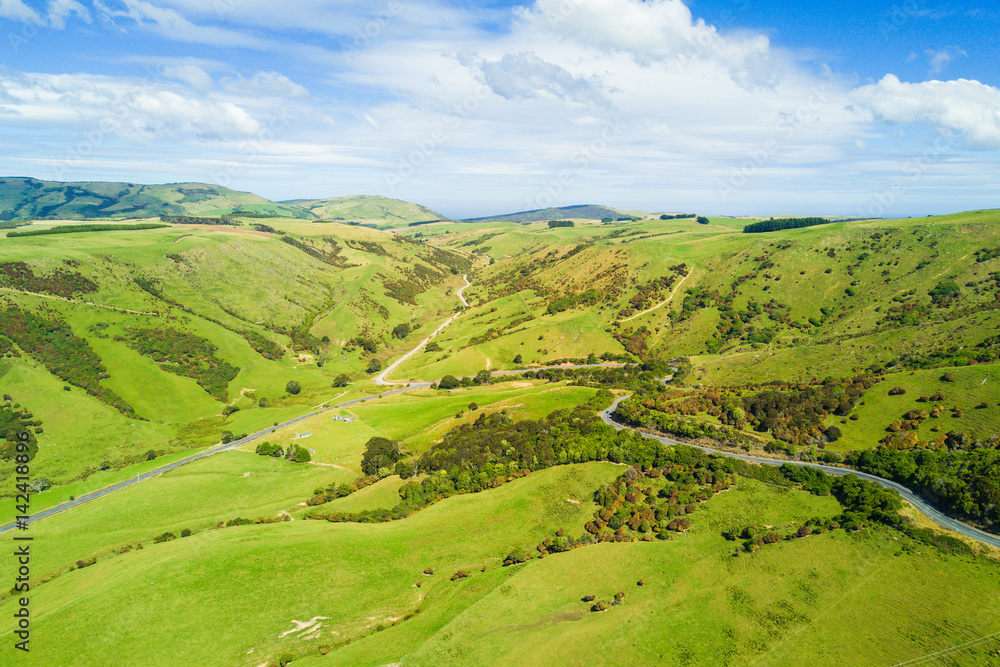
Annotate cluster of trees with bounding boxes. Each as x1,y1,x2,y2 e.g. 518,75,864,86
121,327,239,401
659,213,696,220
547,220,574,228
436,370,492,389
6,223,167,237
547,288,602,315
849,446,1000,532
241,329,284,360
361,436,401,475
0,305,136,417
254,440,311,462
0,396,40,461
628,376,877,450
742,217,833,234
0,261,98,298
161,215,238,225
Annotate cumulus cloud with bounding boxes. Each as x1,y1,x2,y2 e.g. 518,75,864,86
220,71,309,99
0,70,262,142
162,64,214,93
462,51,609,106
850,74,1000,148
515,0,779,90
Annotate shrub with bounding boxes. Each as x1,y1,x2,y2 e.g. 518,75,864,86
888,387,906,396
450,570,469,580
180,528,192,537
503,548,532,566
332,374,351,387
285,380,302,395
940,372,956,382
366,358,382,374
425,341,442,352
513,354,523,364
438,374,461,390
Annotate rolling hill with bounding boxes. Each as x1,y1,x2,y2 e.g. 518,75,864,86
0,178,313,221
461,204,641,224
284,195,449,227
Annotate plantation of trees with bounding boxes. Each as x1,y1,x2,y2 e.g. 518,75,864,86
742,217,833,234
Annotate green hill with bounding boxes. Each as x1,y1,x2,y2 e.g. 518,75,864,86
462,204,640,224
283,195,449,227
0,218,473,486
0,178,313,220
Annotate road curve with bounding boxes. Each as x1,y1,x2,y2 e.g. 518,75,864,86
375,274,471,386
600,396,1000,549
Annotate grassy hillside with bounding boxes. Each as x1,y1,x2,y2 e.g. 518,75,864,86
4,457,998,666
0,178,312,220
462,204,643,223
0,219,472,488
284,195,448,227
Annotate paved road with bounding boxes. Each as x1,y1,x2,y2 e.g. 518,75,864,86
0,363,629,534
599,396,1000,549
375,274,471,386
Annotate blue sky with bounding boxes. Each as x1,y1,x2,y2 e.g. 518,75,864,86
0,0,997,218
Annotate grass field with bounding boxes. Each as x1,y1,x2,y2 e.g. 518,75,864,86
6,465,999,666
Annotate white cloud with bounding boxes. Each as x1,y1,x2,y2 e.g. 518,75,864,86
94,0,277,49
925,46,967,75
220,71,309,99
0,0,43,24
47,0,91,28
162,64,215,93
462,51,610,106
0,70,262,142
515,0,779,90
850,74,1000,148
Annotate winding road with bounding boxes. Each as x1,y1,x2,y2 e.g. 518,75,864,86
5,275,998,552
375,274,471,386
599,396,1000,549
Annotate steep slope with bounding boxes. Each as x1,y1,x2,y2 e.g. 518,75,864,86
0,219,472,486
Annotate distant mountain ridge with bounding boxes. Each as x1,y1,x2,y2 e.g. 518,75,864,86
0,178,313,221
0,178,448,225
461,204,630,223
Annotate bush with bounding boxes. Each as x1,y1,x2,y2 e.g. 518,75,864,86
425,341,442,352
513,354,523,364
451,570,469,580
180,528,192,537
888,387,906,396
285,380,301,395
366,358,382,374
940,372,956,382
332,374,351,387
503,548,532,566
438,374,461,390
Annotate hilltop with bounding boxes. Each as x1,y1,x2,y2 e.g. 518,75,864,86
462,204,643,224
0,178,312,221
283,195,449,227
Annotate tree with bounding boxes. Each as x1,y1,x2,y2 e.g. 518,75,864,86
332,374,351,387
513,353,523,364
439,374,460,390
285,380,301,395
392,323,411,339
361,436,401,475
696,216,710,225
366,358,382,374
425,341,442,352
474,369,491,385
